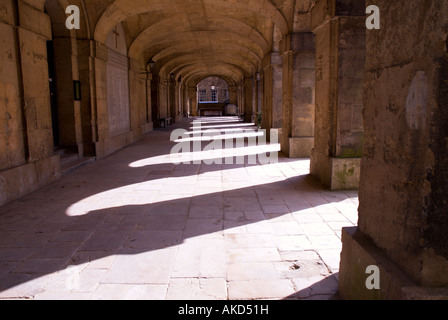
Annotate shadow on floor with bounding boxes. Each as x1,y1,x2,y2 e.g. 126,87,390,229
0,117,357,299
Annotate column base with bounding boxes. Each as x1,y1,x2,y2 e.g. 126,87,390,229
310,150,361,190
289,137,314,158
339,227,448,300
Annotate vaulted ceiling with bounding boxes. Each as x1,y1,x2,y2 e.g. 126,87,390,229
43,0,317,86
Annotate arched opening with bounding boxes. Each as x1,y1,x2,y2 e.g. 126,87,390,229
196,76,230,117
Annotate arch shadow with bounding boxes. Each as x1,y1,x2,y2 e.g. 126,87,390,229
0,117,357,299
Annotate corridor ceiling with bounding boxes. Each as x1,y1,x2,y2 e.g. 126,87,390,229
47,0,317,86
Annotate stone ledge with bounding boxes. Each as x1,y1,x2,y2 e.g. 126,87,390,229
338,227,448,300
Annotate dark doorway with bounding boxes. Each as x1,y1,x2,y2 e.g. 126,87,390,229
151,75,160,127
47,40,60,150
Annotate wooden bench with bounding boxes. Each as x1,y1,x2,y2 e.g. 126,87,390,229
159,118,173,128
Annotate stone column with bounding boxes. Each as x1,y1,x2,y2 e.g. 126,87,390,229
228,85,238,106
0,0,60,205
187,86,198,117
339,0,448,300
150,75,160,124
262,52,283,142
310,0,365,190
237,83,244,117
137,69,153,135
257,73,263,116
129,58,145,140
280,33,316,158
168,78,176,122
243,77,254,123
252,74,258,123
146,73,153,128
158,80,169,119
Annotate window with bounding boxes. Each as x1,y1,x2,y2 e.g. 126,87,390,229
199,89,207,102
211,89,217,102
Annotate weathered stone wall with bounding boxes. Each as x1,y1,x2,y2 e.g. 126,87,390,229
0,18,27,172
358,0,448,287
93,22,149,159
0,0,61,206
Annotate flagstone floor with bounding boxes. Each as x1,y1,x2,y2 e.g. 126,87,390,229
0,117,358,300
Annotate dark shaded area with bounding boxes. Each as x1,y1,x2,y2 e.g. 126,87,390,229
335,0,366,16
425,57,448,259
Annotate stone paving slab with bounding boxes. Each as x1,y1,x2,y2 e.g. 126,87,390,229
0,118,358,300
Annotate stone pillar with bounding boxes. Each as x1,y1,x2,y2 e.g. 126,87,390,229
243,77,254,123
339,0,448,300
158,80,169,119
146,73,153,130
237,83,244,117
174,81,181,122
228,85,238,106
134,66,153,135
150,75,160,124
129,58,145,140
252,74,258,124
262,52,283,142
310,0,365,190
179,83,187,120
187,86,198,117
280,33,316,158
257,73,263,115
0,0,60,205
168,78,176,122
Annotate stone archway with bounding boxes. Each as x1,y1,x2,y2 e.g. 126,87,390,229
196,76,230,117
